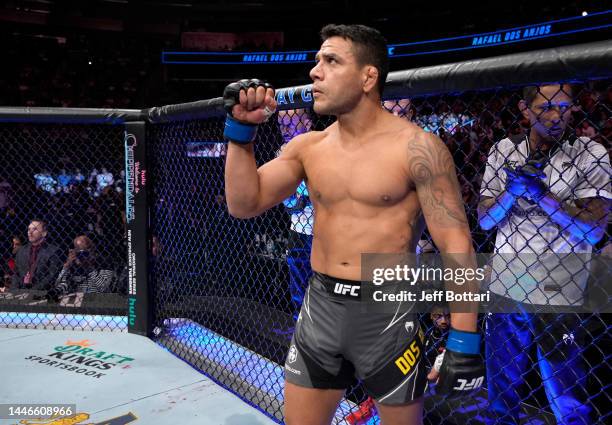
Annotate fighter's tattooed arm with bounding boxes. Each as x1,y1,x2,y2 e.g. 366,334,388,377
407,131,478,332
408,131,469,230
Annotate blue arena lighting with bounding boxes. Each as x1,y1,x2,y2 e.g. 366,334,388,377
389,9,610,47
166,320,284,397
162,320,360,423
162,11,611,65
0,312,128,330
391,24,612,58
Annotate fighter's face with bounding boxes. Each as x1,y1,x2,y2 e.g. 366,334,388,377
523,84,573,142
310,37,365,116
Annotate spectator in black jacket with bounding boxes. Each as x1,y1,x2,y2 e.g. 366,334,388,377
12,219,62,290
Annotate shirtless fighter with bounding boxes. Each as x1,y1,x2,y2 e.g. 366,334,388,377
224,24,484,425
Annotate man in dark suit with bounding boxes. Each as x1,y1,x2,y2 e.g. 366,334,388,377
12,219,62,290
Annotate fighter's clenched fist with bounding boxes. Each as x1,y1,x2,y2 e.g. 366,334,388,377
223,79,277,144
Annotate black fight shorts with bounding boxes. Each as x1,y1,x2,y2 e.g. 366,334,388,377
284,272,428,405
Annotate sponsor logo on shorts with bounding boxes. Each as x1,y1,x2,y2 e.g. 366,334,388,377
405,321,414,334
285,365,302,376
333,282,360,297
453,376,484,391
287,345,298,364
394,340,421,375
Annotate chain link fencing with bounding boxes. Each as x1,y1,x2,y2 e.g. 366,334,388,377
383,81,610,425
0,42,608,424
0,122,129,331
148,65,610,424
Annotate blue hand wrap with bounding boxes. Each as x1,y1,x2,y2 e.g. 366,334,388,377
224,115,257,144
446,328,480,355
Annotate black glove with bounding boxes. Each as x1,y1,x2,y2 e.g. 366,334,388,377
520,153,547,179
504,161,548,202
222,79,274,144
436,328,485,397
223,79,274,117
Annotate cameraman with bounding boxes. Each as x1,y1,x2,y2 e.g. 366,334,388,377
47,235,115,301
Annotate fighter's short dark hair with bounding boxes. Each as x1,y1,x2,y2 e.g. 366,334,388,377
320,24,389,97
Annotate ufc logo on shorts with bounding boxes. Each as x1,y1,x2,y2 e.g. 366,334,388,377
453,376,484,391
333,282,360,297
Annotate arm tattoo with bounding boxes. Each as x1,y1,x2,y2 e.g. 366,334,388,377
408,134,468,227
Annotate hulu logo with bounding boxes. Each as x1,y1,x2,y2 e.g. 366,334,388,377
128,298,137,326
